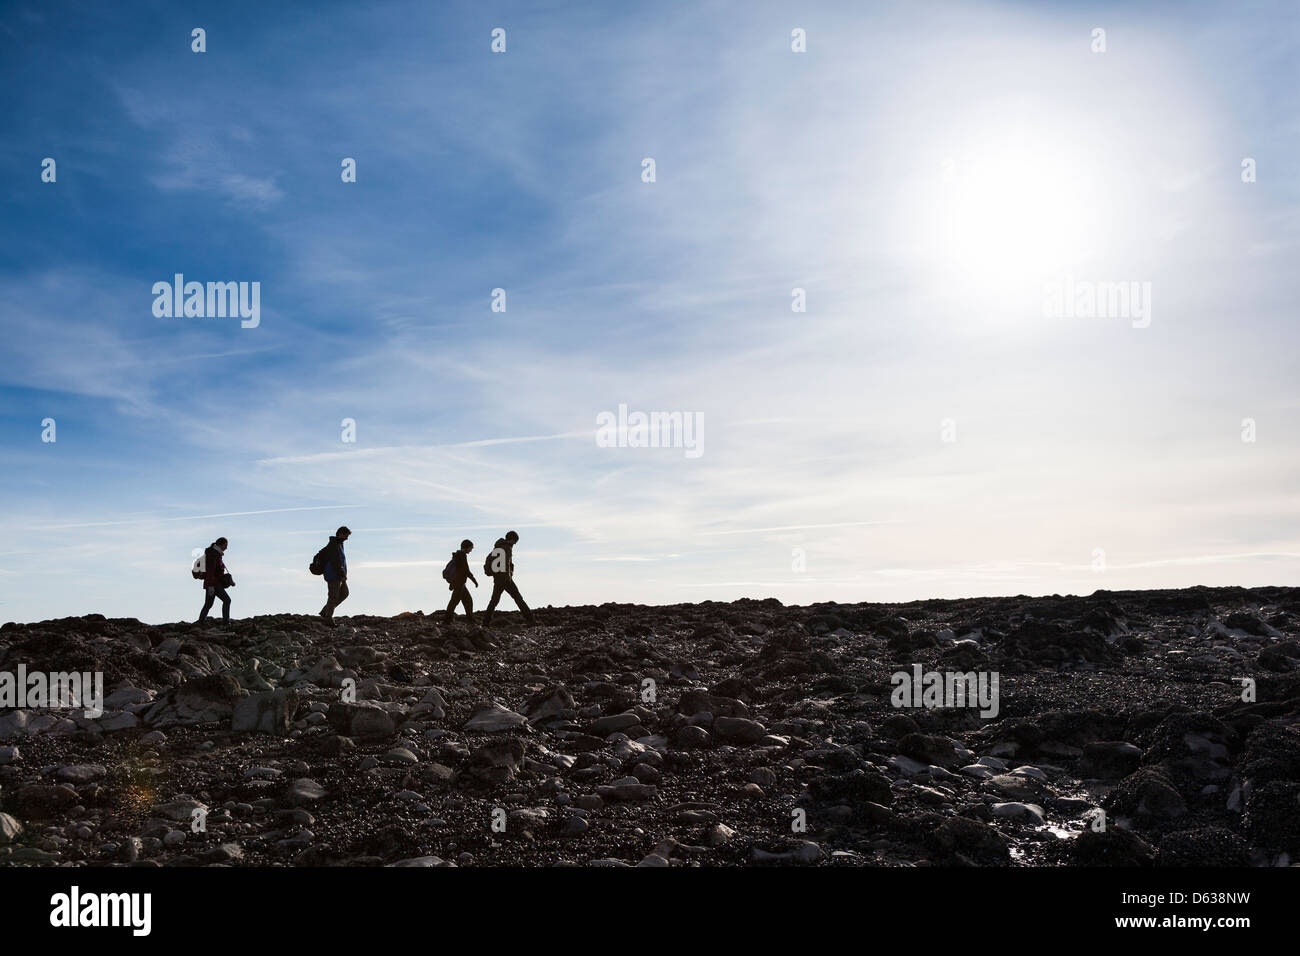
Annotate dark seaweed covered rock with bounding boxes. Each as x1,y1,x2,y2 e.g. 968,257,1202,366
0,584,1296,867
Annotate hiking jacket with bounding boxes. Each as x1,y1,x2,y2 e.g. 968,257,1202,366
202,544,227,588
322,537,347,582
448,550,472,588
487,538,514,578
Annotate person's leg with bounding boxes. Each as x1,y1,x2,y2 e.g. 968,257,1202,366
504,579,535,623
199,587,216,621
217,587,231,623
482,577,505,624
321,580,340,621
443,585,465,623
337,580,349,608
444,585,474,623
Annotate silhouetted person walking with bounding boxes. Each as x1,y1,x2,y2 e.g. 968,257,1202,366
442,538,479,624
198,537,233,624
482,530,535,626
316,526,351,625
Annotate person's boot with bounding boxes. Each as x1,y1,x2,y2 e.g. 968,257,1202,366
481,611,493,628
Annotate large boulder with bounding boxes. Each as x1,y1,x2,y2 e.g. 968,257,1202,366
929,815,1009,863
1139,712,1235,788
6,785,79,820
172,674,243,722
1159,827,1253,867
712,716,767,744
1080,741,1143,779
463,703,527,733
899,732,965,769
1244,781,1300,854
1103,766,1187,823
1072,827,1157,866
232,689,300,735
1240,719,1300,789
327,701,396,739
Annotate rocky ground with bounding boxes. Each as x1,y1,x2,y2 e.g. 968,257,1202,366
2,585,1299,867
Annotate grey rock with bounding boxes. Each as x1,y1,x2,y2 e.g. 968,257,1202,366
712,716,767,744
232,689,300,735
464,702,528,733
287,778,327,805
55,763,106,784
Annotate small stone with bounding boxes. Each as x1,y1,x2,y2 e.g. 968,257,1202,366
704,823,736,846
463,703,528,733
992,802,1046,825
560,815,589,837
712,716,767,745
55,763,106,784
154,798,207,823
596,778,658,801
589,713,641,735
748,767,778,787
287,778,327,805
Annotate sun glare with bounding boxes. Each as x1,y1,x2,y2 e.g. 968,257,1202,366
922,128,1105,316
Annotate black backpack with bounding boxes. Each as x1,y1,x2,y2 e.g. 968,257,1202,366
442,553,458,583
309,545,329,576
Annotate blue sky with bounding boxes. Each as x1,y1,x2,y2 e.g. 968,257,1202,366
1,0,1298,624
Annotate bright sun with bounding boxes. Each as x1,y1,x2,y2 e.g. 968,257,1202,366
923,130,1103,312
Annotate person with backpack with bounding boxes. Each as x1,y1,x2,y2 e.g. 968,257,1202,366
197,537,233,624
313,526,351,625
441,539,479,625
482,530,535,627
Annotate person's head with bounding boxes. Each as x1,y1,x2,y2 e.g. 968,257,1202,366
215,537,228,550
336,526,352,541
460,538,473,552
505,530,519,544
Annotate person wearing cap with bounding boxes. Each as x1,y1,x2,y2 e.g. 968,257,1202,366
482,530,535,627
319,526,352,625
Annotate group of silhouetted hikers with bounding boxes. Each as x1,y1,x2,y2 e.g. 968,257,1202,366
193,526,534,628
